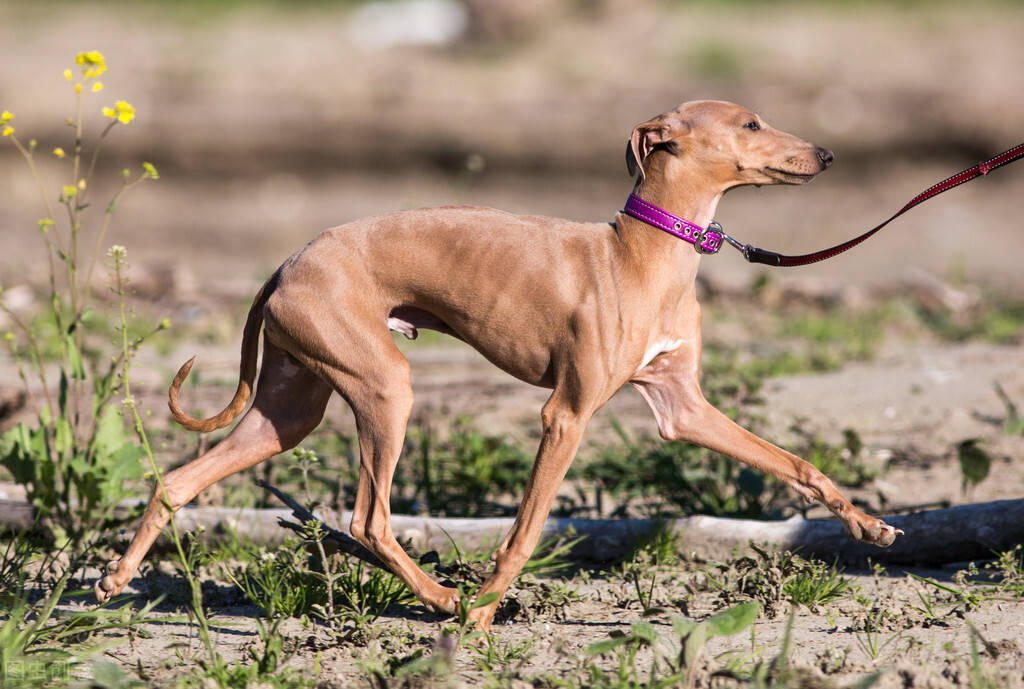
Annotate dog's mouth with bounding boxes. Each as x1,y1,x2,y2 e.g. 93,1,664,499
763,167,820,184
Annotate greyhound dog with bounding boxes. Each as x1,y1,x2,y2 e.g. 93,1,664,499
95,100,901,632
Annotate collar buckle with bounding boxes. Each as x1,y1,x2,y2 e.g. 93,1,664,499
695,221,725,254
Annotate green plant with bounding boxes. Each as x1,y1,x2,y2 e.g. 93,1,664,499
989,544,1024,597
788,425,876,488
577,420,781,519
403,416,534,517
852,607,904,663
702,545,852,616
0,537,160,689
908,569,987,613
361,632,456,689
0,51,162,551
586,601,759,688
469,633,537,677
781,558,852,611
613,524,685,615
332,555,417,638
988,381,1024,436
967,624,1004,689
220,541,322,619
915,296,1024,344
957,438,992,494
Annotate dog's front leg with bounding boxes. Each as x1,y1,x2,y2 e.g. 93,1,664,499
465,391,595,633
632,349,902,546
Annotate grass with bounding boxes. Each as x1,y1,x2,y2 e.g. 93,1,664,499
0,527,1007,687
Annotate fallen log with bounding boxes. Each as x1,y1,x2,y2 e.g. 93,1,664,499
1,495,1021,567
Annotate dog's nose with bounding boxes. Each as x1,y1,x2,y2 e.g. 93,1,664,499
816,146,835,168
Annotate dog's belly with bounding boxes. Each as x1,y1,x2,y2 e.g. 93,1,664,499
387,305,557,388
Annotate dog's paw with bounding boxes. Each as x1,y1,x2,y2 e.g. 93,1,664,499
94,560,127,603
867,521,903,547
848,516,903,547
424,586,460,616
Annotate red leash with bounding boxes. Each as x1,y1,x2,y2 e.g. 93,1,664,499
725,142,1024,267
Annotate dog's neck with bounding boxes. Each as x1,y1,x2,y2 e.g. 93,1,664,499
615,153,725,271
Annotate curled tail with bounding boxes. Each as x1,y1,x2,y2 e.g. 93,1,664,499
168,270,281,432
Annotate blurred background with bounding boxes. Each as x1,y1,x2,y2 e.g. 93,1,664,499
1,0,1022,296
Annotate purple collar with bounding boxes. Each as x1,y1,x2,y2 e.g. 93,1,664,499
622,193,725,254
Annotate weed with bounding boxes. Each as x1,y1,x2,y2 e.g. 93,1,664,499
956,438,992,495
992,381,1024,436
585,601,759,688
915,296,1024,344
611,523,687,615
0,536,160,688
702,544,852,617
782,559,852,612
468,632,537,678
910,585,952,628
220,540,321,619
0,53,162,552
789,425,877,488
909,569,987,614
576,420,783,519
361,632,456,689
332,555,417,641
853,614,903,664
989,544,1024,597
403,416,534,517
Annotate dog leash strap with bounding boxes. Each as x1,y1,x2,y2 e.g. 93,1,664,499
735,141,1024,267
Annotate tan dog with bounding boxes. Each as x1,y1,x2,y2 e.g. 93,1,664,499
96,100,901,631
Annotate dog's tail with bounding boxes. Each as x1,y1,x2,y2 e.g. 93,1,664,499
168,270,281,433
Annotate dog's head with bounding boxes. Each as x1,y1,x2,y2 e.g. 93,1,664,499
626,100,833,189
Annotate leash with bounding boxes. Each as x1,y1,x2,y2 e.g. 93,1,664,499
623,142,1024,267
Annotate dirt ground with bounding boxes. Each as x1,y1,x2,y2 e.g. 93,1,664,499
2,1,1024,687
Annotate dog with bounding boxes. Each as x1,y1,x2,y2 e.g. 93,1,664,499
95,100,901,632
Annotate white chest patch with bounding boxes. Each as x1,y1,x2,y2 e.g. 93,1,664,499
637,338,684,373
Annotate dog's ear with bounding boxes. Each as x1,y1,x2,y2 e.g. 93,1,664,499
626,117,687,180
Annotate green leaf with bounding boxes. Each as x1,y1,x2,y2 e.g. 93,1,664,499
586,630,634,656
470,592,499,611
682,624,709,668
0,423,39,484
670,614,697,639
63,333,85,380
843,428,863,457
629,621,659,644
737,467,764,498
54,417,73,456
704,601,759,638
957,439,991,489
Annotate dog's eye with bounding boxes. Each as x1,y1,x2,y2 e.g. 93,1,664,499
743,120,760,131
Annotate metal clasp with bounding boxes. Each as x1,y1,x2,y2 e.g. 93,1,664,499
694,220,725,254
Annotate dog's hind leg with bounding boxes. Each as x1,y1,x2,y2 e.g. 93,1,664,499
306,326,461,616
95,341,332,601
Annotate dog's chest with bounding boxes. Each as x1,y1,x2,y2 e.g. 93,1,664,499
636,338,684,373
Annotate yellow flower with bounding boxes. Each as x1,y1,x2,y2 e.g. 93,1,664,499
64,69,73,82
75,84,82,94
142,161,159,179
0,110,12,123
53,147,66,158
78,178,86,190
102,100,135,125
91,82,103,92
1,126,13,137
62,184,78,198
75,50,107,79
